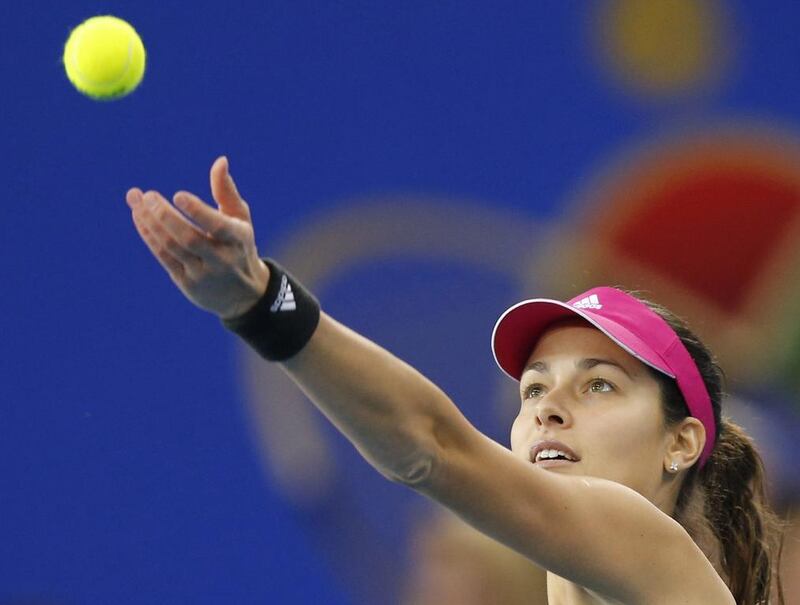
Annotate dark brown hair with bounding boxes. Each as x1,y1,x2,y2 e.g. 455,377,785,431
629,292,787,605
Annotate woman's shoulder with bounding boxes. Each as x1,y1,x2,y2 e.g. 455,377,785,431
542,475,733,604
423,434,733,603
579,477,734,604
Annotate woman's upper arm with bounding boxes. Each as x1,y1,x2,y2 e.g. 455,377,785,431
416,425,719,603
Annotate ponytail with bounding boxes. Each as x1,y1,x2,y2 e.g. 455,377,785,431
626,291,788,605
691,419,787,604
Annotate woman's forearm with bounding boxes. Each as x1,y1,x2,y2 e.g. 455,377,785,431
280,311,465,483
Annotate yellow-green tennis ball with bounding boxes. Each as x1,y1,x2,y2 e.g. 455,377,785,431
63,15,146,100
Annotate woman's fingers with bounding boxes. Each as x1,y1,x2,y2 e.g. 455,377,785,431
209,156,252,222
131,204,189,280
133,190,207,272
172,190,242,243
126,187,144,210
141,190,218,256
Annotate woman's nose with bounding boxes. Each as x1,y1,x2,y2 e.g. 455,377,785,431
535,400,571,428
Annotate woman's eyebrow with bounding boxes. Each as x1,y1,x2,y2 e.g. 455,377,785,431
523,360,549,375
522,358,633,379
580,357,633,378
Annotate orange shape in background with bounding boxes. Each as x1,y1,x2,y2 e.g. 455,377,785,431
613,165,800,315
541,124,800,390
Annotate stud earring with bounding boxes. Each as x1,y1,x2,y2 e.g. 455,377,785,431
669,461,679,472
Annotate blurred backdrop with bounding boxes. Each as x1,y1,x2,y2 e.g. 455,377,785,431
2,1,800,603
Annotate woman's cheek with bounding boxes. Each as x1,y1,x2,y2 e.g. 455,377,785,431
509,413,525,454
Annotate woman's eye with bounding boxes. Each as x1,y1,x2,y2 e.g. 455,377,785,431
524,384,545,399
588,378,614,393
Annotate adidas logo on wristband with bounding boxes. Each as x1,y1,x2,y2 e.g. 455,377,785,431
222,257,320,361
270,274,297,313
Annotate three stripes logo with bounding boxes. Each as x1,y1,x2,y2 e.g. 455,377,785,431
270,274,297,313
572,294,602,310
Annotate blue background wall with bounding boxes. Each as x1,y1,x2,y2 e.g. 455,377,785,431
3,2,800,603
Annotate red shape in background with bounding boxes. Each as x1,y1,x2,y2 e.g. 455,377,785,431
611,167,800,315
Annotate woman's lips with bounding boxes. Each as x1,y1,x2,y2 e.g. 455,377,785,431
534,458,578,469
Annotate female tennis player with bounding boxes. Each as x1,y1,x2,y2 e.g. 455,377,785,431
125,156,786,604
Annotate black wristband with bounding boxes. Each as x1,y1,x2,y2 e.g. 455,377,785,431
220,257,321,361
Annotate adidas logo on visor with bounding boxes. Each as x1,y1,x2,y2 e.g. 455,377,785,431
572,294,602,310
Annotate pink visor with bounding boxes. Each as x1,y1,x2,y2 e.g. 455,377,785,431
491,286,716,468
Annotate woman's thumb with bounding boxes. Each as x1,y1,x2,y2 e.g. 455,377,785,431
210,156,250,221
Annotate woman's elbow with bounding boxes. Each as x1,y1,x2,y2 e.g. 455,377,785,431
388,451,437,486
383,402,465,488
378,418,442,486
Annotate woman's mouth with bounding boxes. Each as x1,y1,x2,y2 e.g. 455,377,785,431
529,441,581,466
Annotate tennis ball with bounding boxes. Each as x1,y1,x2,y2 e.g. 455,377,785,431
63,15,146,100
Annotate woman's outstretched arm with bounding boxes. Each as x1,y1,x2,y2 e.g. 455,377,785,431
125,156,732,605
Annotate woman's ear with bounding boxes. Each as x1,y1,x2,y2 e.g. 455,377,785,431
664,417,706,471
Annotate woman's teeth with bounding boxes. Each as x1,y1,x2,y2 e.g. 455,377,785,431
535,449,576,462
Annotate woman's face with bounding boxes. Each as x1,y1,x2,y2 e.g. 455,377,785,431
509,319,672,500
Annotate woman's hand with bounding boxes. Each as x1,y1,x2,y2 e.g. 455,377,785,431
125,156,270,320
